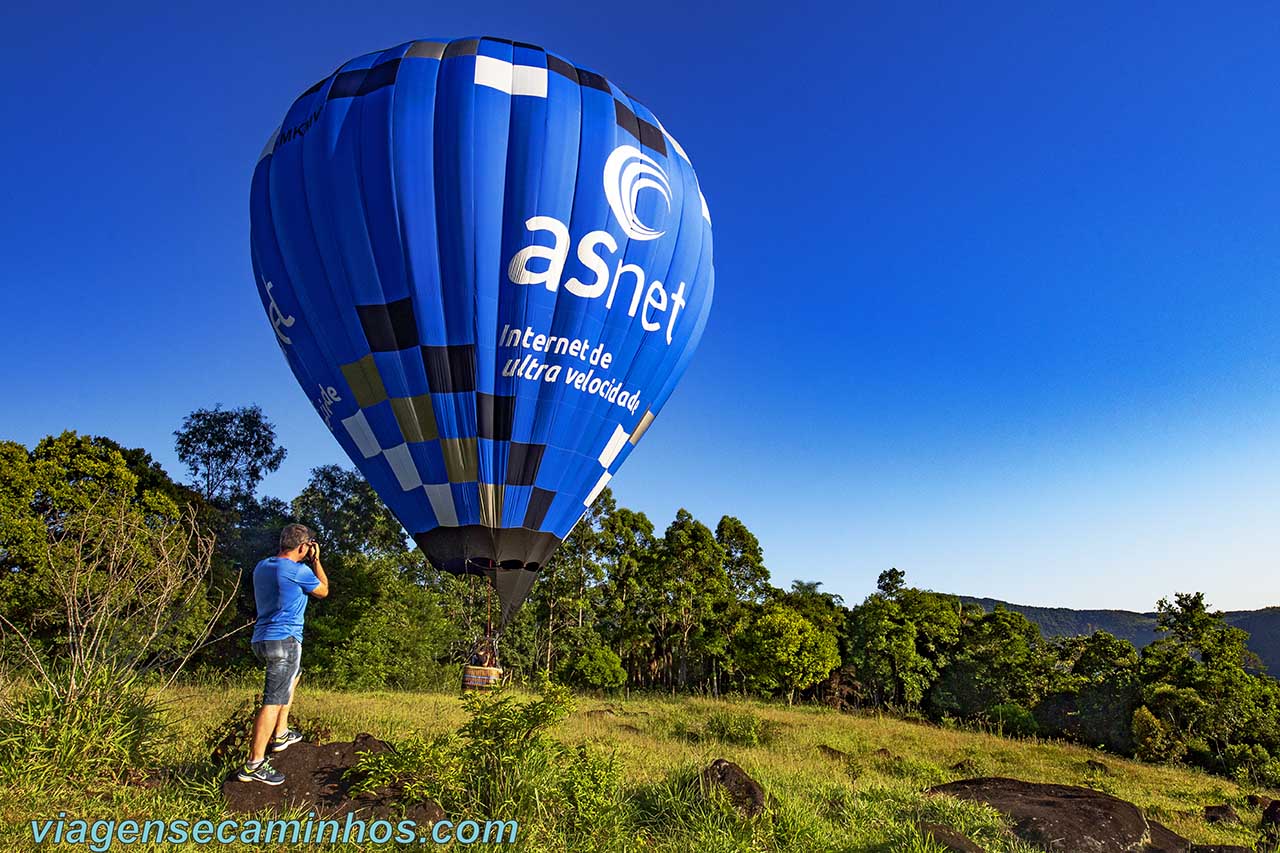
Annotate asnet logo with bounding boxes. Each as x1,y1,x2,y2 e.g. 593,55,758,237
603,145,671,241
507,145,688,345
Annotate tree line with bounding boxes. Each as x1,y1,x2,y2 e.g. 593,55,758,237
4,406,1280,786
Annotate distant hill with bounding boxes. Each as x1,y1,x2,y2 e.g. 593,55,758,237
956,596,1280,674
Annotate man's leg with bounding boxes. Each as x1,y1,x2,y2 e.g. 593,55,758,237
249,704,284,762
275,673,300,738
244,640,293,772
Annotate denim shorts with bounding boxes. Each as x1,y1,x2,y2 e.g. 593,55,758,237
251,637,301,705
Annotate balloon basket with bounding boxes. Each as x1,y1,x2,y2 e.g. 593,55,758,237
461,664,504,691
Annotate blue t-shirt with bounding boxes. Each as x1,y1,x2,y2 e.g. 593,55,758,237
251,557,321,643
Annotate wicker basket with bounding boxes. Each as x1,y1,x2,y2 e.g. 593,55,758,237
461,665,504,691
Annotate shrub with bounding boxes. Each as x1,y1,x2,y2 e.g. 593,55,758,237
559,646,627,692
352,679,625,839
987,703,1038,738
1132,705,1184,763
704,710,780,747
0,666,161,783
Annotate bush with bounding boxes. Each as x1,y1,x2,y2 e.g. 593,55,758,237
987,703,1038,738
1132,705,1184,763
704,709,780,747
0,666,161,783
352,679,626,841
559,646,627,692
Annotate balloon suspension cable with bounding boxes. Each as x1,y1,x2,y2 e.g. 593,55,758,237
485,565,493,640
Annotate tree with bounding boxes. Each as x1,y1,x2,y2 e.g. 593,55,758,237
174,405,286,505
1035,631,1142,753
1135,593,1272,776
558,644,626,692
654,509,728,689
0,433,204,658
715,516,770,603
876,568,905,597
737,605,840,704
292,464,407,556
927,608,1052,719
304,551,455,690
843,593,919,706
596,504,657,685
533,491,610,675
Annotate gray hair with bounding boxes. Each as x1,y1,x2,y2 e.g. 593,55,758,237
279,523,314,552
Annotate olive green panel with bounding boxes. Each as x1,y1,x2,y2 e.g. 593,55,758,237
440,437,479,483
340,355,389,409
390,395,439,443
479,482,503,529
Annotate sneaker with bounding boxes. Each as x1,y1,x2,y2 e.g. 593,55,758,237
236,759,285,785
270,729,304,753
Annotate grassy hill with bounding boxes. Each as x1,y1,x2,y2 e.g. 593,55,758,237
960,595,1280,671
2,683,1275,851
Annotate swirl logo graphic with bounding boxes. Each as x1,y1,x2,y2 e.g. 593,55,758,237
603,145,671,241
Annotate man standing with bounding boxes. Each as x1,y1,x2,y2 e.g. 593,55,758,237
237,523,329,784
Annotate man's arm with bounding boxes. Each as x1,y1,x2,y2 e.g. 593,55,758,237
306,542,329,599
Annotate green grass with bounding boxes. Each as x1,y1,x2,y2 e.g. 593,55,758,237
1,682,1273,851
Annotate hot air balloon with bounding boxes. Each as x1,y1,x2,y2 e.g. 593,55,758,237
249,37,714,655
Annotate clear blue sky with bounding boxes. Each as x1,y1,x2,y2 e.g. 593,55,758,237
3,2,1278,612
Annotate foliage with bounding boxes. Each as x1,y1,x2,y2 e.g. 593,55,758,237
1132,705,1185,763
736,604,840,703
173,405,286,505
0,435,231,709
0,433,201,656
703,709,781,747
559,644,627,691
987,703,1038,738
352,680,627,845
927,608,1052,720
0,665,162,783
304,551,456,690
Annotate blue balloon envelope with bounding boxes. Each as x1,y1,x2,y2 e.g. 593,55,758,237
250,37,714,621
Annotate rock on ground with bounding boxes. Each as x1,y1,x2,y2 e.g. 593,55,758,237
917,820,988,852
1146,820,1191,853
1203,804,1240,825
699,759,766,818
929,777,1190,853
1263,799,1280,839
222,733,443,825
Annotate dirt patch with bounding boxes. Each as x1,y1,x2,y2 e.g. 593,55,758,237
817,744,850,762
930,777,1189,853
222,734,442,824
1203,804,1240,825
